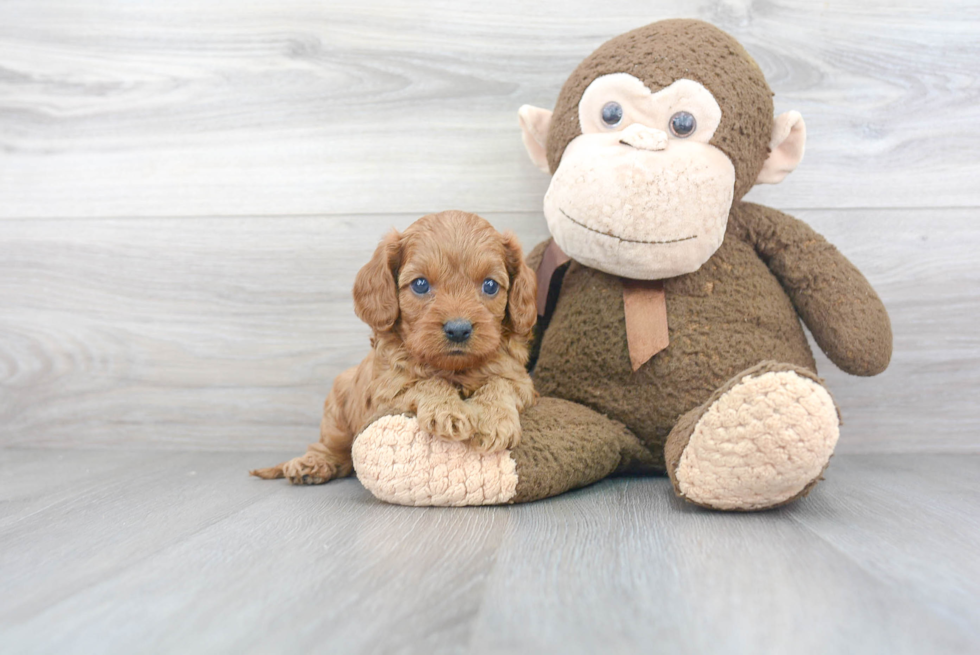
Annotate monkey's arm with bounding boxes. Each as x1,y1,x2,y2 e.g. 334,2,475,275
736,202,892,376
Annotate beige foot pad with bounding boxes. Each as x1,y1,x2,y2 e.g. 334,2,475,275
351,415,518,506
675,370,840,511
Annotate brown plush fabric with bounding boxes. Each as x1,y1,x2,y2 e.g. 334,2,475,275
735,202,893,376
532,205,825,464
546,19,773,201
524,238,551,274
516,21,890,506
663,360,839,498
510,397,657,503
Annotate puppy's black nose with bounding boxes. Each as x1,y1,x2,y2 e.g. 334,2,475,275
443,319,473,343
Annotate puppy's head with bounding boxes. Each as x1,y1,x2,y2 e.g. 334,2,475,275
353,210,537,371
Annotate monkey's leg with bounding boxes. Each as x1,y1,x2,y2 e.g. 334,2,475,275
664,361,840,511
351,397,655,506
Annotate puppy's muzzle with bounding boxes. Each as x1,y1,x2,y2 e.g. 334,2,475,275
443,319,473,344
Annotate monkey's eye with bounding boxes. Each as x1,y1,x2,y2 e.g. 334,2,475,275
601,102,624,127
669,111,697,137
411,277,430,295
482,279,500,296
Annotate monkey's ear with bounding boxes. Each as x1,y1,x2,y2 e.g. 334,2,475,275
518,105,553,174
756,111,806,185
353,230,402,332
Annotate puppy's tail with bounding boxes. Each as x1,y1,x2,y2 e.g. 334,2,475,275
249,463,286,479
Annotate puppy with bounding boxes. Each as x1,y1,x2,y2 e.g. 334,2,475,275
251,210,538,485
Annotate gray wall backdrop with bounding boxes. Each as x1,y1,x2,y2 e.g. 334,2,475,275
1,0,977,453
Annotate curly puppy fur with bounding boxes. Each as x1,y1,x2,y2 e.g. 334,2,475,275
251,210,538,485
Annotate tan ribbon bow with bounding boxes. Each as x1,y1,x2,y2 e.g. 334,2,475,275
536,241,669,372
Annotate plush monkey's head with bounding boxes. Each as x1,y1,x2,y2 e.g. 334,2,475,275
519,19,806,280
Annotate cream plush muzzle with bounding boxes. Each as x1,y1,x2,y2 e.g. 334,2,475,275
543,131,735,280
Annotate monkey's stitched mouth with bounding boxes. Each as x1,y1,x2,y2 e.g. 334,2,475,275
559,208,697,245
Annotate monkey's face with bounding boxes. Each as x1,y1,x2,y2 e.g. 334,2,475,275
542,74,735,280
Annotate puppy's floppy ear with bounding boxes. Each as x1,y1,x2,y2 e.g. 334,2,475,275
502,231,537,337
353,230,402,332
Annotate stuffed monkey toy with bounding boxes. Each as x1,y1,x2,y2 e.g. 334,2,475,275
351,18,892,510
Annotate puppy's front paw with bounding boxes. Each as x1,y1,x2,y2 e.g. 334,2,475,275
418,399,475,443
472,404,522,453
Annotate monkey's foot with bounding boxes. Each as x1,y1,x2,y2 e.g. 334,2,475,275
666,362,840,511
351,415,518,506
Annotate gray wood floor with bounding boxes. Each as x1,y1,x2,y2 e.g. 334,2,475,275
1,450,977,654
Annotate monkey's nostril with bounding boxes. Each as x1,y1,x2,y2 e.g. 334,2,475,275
443,319,473,344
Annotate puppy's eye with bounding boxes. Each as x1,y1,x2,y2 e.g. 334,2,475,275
410,277,430,295
669,111,696,137
601,102,623,127
482,279,500,296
